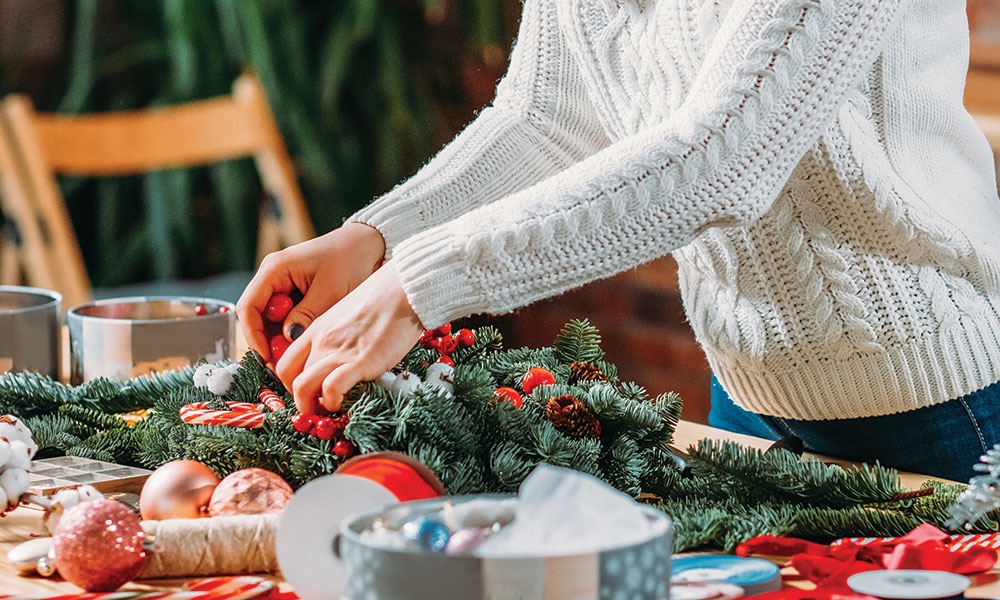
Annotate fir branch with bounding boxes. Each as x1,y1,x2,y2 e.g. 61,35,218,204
553,319,604,364
688,439,904,506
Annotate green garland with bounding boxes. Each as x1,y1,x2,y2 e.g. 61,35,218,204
0,319,987,551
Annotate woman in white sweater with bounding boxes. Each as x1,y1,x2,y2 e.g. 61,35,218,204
237,0,1000,481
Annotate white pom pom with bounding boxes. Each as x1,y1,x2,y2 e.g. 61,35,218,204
374,371,397,390
207,368,236,396
7,440,31,470
424,362,455,396
390,371,422,396
0,467,29,503
193,363,215,388
0,439,11,467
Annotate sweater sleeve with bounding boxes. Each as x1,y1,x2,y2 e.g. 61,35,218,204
346,0,610,259
390,0,905,328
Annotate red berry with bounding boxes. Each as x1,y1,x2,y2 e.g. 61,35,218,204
455,328,476,348
432,323,452,337
292,413,318,434
436,355,455,367
194,304,208,316
494,387,523,409
521,367,556,395
312,416,337,441
333,439,355,459
219,306,231,314
270,334,291,362
264,292,295,324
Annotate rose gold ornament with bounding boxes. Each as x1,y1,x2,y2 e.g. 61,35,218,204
208,467,294,516
53,498,146,592
139,459,221,520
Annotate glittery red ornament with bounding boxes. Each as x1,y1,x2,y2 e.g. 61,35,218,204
53,499,146,592
208,467,294,516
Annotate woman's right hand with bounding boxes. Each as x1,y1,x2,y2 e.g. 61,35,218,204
236,222,386,364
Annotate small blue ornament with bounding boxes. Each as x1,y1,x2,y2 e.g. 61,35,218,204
400,516,451,553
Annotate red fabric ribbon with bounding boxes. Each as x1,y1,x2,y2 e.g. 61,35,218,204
736,523,998,590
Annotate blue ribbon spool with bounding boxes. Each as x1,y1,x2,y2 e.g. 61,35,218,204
671,555,782,596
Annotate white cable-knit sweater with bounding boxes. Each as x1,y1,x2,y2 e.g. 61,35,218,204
349,0,1000,421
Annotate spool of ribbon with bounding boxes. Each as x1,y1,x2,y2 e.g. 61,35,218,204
275,451,446,600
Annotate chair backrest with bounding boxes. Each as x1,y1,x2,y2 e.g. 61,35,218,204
0,73,314,309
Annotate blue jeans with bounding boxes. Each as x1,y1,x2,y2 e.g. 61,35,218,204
708,374,1000,482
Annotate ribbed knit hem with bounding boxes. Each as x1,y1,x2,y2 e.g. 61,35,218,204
391,233,488,329
709,301,1000,421
346,203,424,263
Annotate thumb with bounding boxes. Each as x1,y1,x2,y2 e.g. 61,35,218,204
282,292,327,341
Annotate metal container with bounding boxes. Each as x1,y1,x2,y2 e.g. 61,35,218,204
67,296,235,385
0,285,61,379
336,495,672,600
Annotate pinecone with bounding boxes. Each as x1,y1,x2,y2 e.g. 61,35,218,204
568,360,607,384
545,395,601,439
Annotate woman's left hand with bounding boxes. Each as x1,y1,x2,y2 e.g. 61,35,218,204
274,262,424,414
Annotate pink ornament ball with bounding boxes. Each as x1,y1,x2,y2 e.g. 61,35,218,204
208,467,294,516
53,498,146,592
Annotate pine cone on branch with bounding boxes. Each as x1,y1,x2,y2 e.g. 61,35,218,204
546,395,601,439
568,360,608,384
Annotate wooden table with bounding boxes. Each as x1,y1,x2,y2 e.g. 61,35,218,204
1,420,997,596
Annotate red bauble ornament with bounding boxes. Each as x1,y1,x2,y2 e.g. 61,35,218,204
194,304,208,316
494,386,524,409
53,499,146,592
208,467,294,516
264,292,295,324
521,367,556,395
139,459,221,520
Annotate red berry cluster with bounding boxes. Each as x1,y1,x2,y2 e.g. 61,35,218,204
291,413,356,459
262,292,296,362
491,366,556,410
418,323,475,366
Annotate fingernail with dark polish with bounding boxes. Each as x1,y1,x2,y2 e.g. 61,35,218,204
288,323,304,340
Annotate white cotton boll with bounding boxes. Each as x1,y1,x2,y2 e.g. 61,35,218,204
0,467,29,503
390,371,422,396
6,441,31,470
193,363,215,388
45,485,104,533
424,362,455,396
374,371,398,390
224,362,240,375
0,439,11,467
207,368,236,396
0,484,8,511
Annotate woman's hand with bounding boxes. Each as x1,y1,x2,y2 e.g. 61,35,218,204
236,222,385,364
275,262,424,414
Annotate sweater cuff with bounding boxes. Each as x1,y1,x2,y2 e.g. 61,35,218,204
391,232,488,329
346,196,425,262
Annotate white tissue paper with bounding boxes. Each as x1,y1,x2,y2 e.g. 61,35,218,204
477,464,659,556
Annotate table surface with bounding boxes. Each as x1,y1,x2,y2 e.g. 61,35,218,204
1,420,996,597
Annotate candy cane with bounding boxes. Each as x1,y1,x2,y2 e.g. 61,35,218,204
179,402,266,429
258,387,286,412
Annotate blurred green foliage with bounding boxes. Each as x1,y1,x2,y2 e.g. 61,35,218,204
0,0,513,287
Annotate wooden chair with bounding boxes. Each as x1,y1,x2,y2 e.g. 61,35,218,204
0,73,314,309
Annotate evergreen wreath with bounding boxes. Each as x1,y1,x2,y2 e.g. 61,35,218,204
0,319,991,552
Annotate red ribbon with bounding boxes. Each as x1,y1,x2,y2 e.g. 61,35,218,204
736,523,997,591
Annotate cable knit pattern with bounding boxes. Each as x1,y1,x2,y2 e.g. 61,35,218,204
351,0,1000,420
